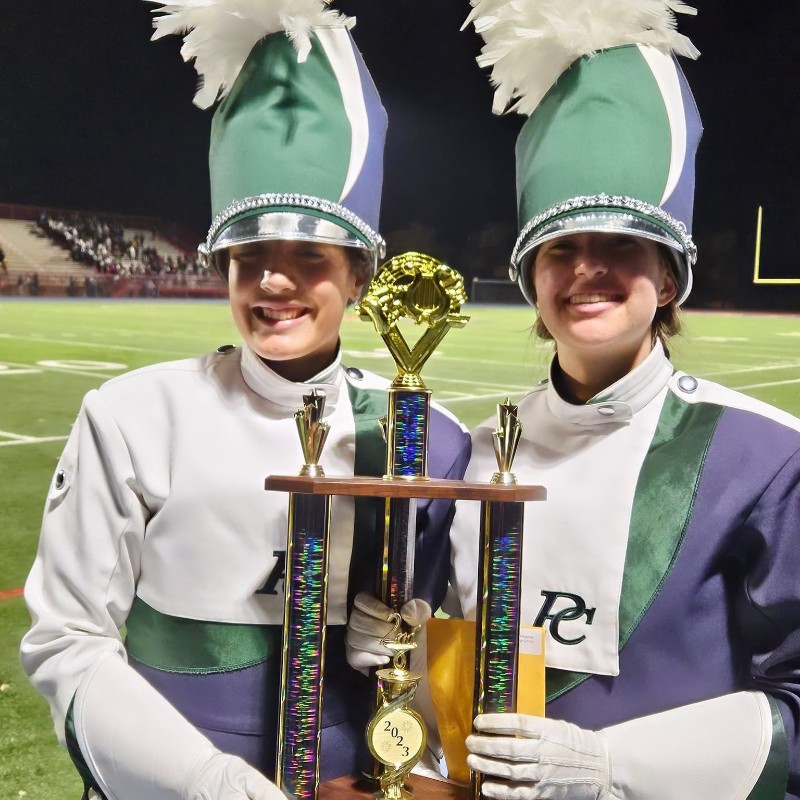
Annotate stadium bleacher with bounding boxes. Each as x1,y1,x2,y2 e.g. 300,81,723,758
0,205,227,299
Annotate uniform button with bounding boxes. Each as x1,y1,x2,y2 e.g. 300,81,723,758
678,375,698,393
346,367,364,380
55,470,66,489
216,344,235,354
597,405,616,416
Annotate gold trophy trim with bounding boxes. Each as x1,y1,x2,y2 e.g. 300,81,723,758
366,614,427,800
356,252,469,389
490,398,522,485
294,388,330,477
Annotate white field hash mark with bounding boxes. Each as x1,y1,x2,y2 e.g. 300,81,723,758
0,430,69,448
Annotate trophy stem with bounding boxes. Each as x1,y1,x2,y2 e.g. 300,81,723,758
472,500,525,800
367,660,427,800
276,492,332,800
386,388,431,479
378,387,431,608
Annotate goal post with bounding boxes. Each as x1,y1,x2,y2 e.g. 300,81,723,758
470,278,527,304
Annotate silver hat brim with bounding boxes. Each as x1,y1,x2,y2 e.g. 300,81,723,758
211,211,369,253
514,211,692,306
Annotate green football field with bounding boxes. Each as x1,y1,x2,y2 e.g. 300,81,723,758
1,299,799,798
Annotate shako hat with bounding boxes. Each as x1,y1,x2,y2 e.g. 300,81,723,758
148,0,387,270
464,0,702,305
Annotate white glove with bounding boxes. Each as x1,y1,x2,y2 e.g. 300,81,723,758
345,591,432,673
466,714,616,800
185,752,283,800
72,652,284,800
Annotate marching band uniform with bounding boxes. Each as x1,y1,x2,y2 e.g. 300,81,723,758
452,343,800,798
21,3,470,798
23,347,468,790
452,2,800,797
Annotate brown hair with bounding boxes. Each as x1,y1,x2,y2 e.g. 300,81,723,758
530,243,682,352
347,247,375,302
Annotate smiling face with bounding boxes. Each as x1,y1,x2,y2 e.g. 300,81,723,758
227,240,366,382
532,232,677,385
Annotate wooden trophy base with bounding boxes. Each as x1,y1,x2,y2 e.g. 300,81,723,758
321,774,469,800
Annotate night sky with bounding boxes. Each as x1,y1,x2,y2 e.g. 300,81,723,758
2,1,799,307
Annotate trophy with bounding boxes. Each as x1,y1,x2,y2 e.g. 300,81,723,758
275,390,332,800
265,253,545,800
471,401,525,800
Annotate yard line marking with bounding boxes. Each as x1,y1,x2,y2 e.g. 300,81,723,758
0,435,69,447
0,587,24,601
428,376,532,391
0,430,33,441
442,391,528,406
703,362,800,378
734,378,800,391
0,332,195,356
0,361,124,380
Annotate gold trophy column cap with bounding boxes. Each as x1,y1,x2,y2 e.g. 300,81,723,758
294,389,330,477
491,398,522,485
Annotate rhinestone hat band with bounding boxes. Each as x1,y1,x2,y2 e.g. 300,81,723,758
511,194,697,269
206,193,386,258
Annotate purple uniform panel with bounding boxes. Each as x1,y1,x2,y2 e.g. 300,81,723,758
338,34,387,234
548,408,800,797
414,409,471,610
130,626,372,782
659,54,703,233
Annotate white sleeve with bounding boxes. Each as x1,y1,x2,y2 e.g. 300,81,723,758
72,652,216,800
603,691,777,800
20,389,148,744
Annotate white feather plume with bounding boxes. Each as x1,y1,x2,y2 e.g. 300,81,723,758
146,0,354,109
463,0,700,116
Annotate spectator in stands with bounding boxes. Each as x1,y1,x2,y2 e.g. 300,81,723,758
21,8,468,800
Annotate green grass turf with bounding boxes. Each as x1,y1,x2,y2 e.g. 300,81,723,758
1,298,799,797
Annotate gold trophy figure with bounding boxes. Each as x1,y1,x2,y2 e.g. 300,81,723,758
366,615,428,800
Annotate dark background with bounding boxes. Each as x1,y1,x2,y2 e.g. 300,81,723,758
2,1,799,308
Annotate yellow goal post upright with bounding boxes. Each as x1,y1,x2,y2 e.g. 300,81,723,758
753,205,800,285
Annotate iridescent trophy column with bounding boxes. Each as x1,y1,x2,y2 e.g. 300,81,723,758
275,390,331,800
472,401,524,800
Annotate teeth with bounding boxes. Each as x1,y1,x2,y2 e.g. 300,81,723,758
258,307,303,321
569,294,613,304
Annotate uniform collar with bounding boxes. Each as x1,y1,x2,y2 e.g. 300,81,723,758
546,340,673,426
240,344,343,410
